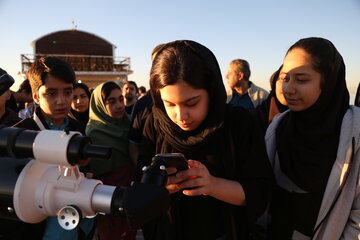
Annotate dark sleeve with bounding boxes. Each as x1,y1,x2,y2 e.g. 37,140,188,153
231,106,273,223
8,117,22,126
128,103,143,144
5,94,19,113
251,95,271,137
1,109,21,126
128,95,153,144
68,118,85,135
135,112,157,180
12,118,40,130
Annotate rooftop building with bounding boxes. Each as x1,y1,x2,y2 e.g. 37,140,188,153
21,29,132,88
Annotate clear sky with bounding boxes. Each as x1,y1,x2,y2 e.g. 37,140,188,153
1,0,359,100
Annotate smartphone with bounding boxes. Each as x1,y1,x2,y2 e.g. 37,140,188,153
154,153,188,171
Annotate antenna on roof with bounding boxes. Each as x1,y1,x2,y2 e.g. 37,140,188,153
72,20,77,30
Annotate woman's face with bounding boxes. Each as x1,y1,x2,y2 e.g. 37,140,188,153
159,81,209,131
71,88,89,113
280,48,322,111
104,88,125,119
275,78,287,105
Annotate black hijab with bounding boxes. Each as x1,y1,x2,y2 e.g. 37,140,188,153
276,37,350,192
253,65,288,134
69,108,89,127
149,40,227,153
355,82,360,107
269,65,289,120
69,83,91,127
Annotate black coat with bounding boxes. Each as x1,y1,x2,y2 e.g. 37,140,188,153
138,105,272,240
14,107,85,134
0,108,21,126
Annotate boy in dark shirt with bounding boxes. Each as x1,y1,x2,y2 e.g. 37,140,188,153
15,57,83,133
14,57,92,240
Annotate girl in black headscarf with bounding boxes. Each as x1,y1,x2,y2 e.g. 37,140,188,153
265,37,360,239
69,83,90,129
252,65,288,136
137,40,271,240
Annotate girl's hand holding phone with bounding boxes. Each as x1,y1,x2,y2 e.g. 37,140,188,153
165,167,184,194
166,160,216,196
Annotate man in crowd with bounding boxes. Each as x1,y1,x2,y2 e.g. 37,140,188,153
138,86,147,99
226,59,268,110
122,80,138,115
6,79,34,112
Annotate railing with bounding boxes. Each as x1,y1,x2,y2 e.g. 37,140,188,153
21,54,132,74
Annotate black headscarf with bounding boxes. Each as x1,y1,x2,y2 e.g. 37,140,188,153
150,40,227,153
355,82,360,107
269,65,289,120
69,83,91,128
253,65,288,134
276,37,350,192
69,108,89,127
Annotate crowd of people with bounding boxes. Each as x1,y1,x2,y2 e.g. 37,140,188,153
0,36,359,240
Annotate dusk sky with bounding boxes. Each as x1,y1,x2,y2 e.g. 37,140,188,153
1,0,359,101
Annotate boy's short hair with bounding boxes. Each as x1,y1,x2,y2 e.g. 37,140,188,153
27,56,76,94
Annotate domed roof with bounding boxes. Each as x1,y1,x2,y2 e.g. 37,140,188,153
32,29,116,56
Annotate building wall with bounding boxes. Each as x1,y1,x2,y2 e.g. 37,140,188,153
26,29,132,89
